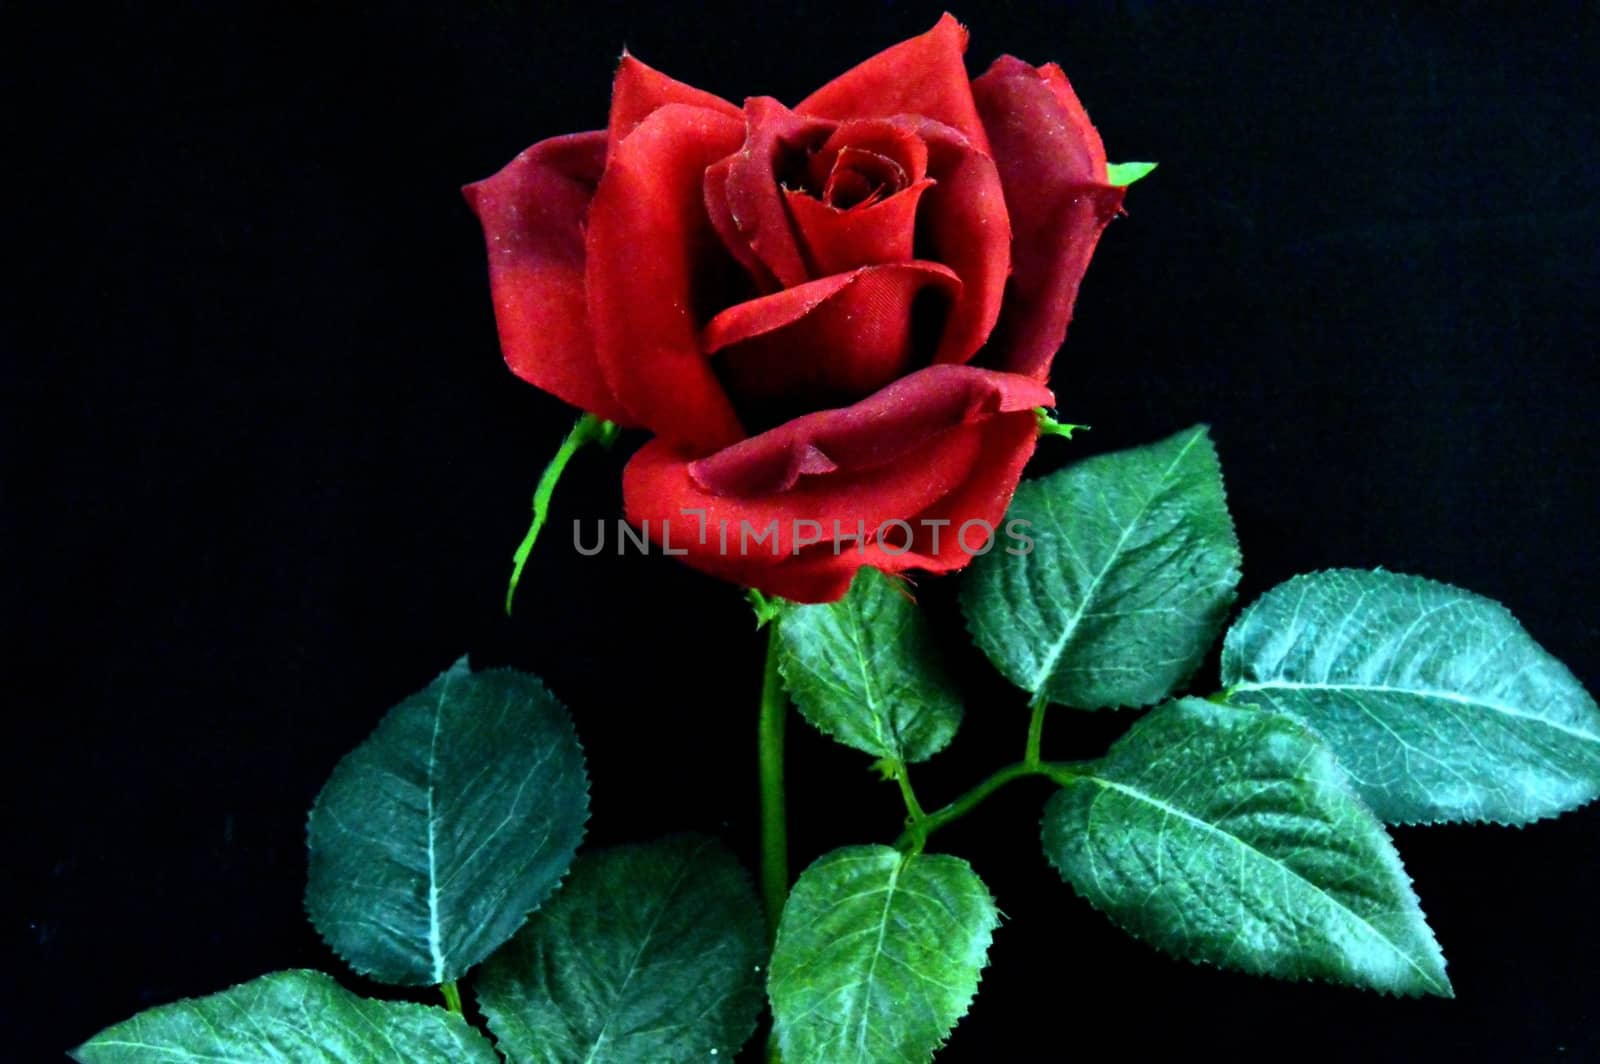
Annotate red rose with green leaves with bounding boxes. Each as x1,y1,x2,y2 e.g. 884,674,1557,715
466,14,1127,601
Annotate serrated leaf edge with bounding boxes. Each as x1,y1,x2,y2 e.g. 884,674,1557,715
303,659,590,987
768,847,1000,1064
475,833,765,1064
1221,567,1600,827
70,968,489,1062
960,423,1242,712
1040,709,1453,999
1229,694,1600,830
775,574,963,764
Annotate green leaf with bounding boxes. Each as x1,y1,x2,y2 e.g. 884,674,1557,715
71,969,499,1063
475,835,766,1064
1221,569,1600,825
306,658,588,985
776,567,964,763
1107,160,1158,186
962,424,1241,710
768,845,998,1064
1042,698,1451,997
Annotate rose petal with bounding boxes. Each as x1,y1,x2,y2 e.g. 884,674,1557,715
896,408,1041,570
462,131,634,425
587,104,747,451
705,262,961,409
622,394,1043,603
778,119,932,276
808,120,929,194
889,116,1012,366
798,13,991,156
623,416,985,572
703,156,779,291
1038,62,1110,182
973,56,1125,380
687,363,1051,496
715,97,831,290
755,408,1042,600
783,181,932,276
607,51,740,163
820,147,901,208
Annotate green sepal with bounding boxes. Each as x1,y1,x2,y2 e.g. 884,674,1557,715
1107,161,1158,186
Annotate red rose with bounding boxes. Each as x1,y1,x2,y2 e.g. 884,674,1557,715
465,14,1124,602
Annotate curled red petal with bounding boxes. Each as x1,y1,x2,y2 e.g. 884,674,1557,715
704,155,779,291
623,416,986,582
607,51,740,163
719,97,831,290
895,409,1041,570
462,131,633,424
973,56,1125,380
687,363,1051,496
621,390,1044,603
750,407,1042,600
1038,63,1110,181
705,262,960,409
798,13,991,156
810,121,929,196
888,116,1012,366
783,181,932,275
784,184,934,278
780,119,932,276
587,104,747,451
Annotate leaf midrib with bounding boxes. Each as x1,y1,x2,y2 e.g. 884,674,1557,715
850,856,902,1061
1234,679,1600,744
424,668,457,984
581,843,705,1063
1027,429,1205,696
1087,773,1446,994
842,597,893,758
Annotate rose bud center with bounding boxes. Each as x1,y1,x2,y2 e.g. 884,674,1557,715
703,115,954,433
798,122,926,211
815,147,905,209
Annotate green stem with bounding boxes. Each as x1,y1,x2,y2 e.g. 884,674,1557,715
889,760,928,853
439,980,463,1016
892,762,926,822
894,760,1086,851
758,618,789,940
505,413,619,615
1024,693,1049,768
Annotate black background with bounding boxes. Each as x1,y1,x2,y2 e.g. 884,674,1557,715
8,2,1599,1060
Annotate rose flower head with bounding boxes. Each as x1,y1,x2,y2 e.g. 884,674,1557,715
465,14,1126,602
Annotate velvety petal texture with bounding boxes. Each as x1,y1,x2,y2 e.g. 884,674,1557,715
586,104,747,452
462,133,633,425
972,56,1126,380
892,116,1011,366
706,262,961,408
710,97,827,291
798,14,992,157
607,52,740,161
467,16,1130,601
624,366,1051,600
